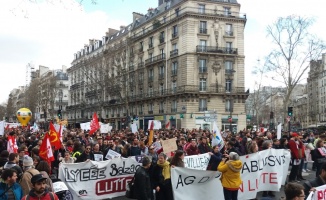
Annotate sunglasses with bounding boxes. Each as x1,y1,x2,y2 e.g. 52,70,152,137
86,148,91,150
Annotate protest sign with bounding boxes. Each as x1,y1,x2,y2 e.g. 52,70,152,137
94,154,104,161
53,181,68,193
4,123,19,129
306,184,326,200
131,123,137,133
100,124,110,133
80,122,90,131
184,153,211,170
147,120,161,130
161,138,177,153
0,121,4,135
105,149,121,160
171,167,222,200
59,157,141,200
152,141,162,152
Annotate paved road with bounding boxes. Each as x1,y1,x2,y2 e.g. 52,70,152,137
110,163,316,200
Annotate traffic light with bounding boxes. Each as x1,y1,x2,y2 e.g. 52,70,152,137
270,111,274,119
57,109,62,119
288,107,293,116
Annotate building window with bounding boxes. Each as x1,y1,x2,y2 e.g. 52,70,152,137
226,42,232,53
159,65,165,79
163,16,167,23
199,21,207,34
225,24,233,36
172,61,178,75
225,61,233,74
160,48,165,58
140,41,144,51
148,86,153,97
225,99,233,112
199,59,207,73
224,7,231,16
148,103,153,112
198,4,205,14
172,25,178,38
171,100,177,112
172,81,177,93
159,31,165,43
175,8,180,16
149,68,154,81
199,99,207,111
149,53,153,61
159,102,164,113
199,40,207,51
199,78,207,91
226,79,232,92
149,36,154,48
160,84,164,95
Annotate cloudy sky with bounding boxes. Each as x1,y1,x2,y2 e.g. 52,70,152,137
0,0,325,104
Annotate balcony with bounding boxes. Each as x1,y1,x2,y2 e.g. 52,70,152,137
199,67,207,73
149,43,153,48
225,69,236,74
148,76,154,82
170,49,178,57
225,31,233,36
199,86,207,91
171,108,177,113
159,73,164,79
148,111,153,114
199,107,207,111
138,62,144,69
196,46,238,55
145,53,165,66
172,32,178,38
171,69,178,76
199,28,207,34
159,109,164,114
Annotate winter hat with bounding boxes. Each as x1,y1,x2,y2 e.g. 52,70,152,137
23,155,33,167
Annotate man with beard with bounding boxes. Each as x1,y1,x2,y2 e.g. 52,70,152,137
0,169,23,200
21,174,59,200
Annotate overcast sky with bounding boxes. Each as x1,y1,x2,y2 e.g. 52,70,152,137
0,0,325,104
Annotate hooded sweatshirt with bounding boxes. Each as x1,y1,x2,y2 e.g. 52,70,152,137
218,159,243,190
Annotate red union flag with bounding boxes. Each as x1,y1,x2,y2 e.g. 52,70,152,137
49,122,61,150
7,135,18,153
89,112,100,135
165,121,170,129
39,133,54,163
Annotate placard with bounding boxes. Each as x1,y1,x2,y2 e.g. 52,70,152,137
105,149,121,160
161,138,177,153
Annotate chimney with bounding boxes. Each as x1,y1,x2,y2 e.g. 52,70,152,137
158,0,164,6
105,28,119,37
120,25,126,30
133,12,144,22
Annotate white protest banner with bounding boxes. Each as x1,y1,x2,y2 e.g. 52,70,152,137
4,123,19,129
0,121,4,135
277,123,282,139
171,167,222,200
105,149,121,160
100,124,110,133
184,153,211,170
59,157,141,200
80,122,90,130
53,181,68,193
161,138,177,153
108,126,113,132
306,184,326,200
94,154,104,161
131,123,137,133
238,149,291,199
148,120,161,130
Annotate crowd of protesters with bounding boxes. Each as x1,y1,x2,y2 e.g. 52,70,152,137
0,125,325,199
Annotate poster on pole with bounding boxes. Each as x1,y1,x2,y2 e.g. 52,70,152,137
148,120,161,130
161,138,177,153
105,149,121,160
131,123,137,133
100,124,110,133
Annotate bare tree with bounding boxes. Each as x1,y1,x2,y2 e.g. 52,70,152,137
265,15,326,124
24,78,41,121
6,97,15,122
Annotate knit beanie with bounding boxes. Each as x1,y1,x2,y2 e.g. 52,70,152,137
23,155,33,167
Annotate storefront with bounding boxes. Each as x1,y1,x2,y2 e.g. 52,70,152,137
221,116,238,133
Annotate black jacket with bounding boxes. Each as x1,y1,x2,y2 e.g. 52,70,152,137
134,166,152,200
76,152,95,162
303,175,326,197
208,152,222,171
198,143,211,154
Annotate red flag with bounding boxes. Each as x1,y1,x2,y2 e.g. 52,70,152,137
7,135,18,153
149,120,154,130
5,124,9,130
49,122,61,150
39,133,54,163
165,121,170,129
89,113,100,135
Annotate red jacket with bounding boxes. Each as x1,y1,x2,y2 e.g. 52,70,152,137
21,190,59,200
288,139,303,159
186,145,199,155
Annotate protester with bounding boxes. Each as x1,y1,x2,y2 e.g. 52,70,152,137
35,161,53,192
0,150,9,167
186,139,199,155
170,150,185,168
303,161,326,196
284,182,305,200
4,153,23,182
21,174,59,200
218,152,243,200
129,138,141,156
0,168,23,200
76,144,94,162
154,153,173,200
147,145,158,165
288,133,303,182
59,151,76,163
198,136,211,154
134,156,152,200
207,145,222,171
20,155,40,196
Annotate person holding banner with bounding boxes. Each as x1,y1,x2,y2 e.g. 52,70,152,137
303,160,326,197
207,145,222,171
76,144,94,162
218,152,243,200
154,153,173,200
284,182,305,200
134,156,153,200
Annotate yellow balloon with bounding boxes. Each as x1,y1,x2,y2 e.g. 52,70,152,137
16,108,32,126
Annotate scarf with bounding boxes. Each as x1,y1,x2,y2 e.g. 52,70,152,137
157,160,171,180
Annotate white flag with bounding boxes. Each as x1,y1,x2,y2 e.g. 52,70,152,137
32,122,39,132
212,121,224,150
0,121,4,136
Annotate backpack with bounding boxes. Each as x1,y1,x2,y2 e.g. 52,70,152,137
26,192,55,200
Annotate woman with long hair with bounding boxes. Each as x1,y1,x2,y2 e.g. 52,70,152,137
170,150,185,168
36,160,54,192
121,143,131,158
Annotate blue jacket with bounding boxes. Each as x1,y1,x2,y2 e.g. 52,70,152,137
0,182,23,200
